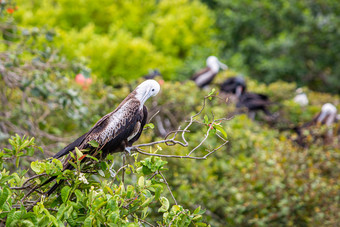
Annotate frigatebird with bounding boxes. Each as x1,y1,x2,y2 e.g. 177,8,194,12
311,103,337,126
43,80,160,196
191,56,228,88
294,103,339,146
293,88,309,106
236,92,273,119
220,76,246,97
143,69,161,80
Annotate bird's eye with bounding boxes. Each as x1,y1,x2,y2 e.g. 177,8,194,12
152,89,155,92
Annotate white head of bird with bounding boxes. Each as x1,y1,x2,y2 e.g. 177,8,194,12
135,79,161,107
294,88,308,106
206,56,228,73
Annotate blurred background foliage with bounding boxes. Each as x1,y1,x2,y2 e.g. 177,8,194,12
1,0,340,226
211,0,340,93
14,0,219,83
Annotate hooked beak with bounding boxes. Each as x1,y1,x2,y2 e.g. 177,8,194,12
158,79,164,86
218,61,228,70
235,86,243,97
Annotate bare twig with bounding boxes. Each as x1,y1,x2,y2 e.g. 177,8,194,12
112,164,129,183
132,95,229,160
23,173,47,186
159,171,177,205
129,214,156,227
122,154,126,184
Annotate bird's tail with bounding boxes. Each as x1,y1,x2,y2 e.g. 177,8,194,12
42,162,74,197
46,180,64,197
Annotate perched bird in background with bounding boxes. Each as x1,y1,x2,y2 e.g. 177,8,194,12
42,80,160,196
220,76,246,97
191,56,228,88
293,88,309,106
295,103,339,146
237,92,273,120
143,69,162,80
315,103,337,126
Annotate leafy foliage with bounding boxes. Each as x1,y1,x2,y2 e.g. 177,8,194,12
1,1,340,226
0,136,207,226
212,0,340,93
15,0,218,83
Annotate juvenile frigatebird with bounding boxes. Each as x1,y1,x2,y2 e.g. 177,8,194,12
44,79,160,196
191,56,228,88
220,76,246,97
236,92,273,120
294,103,339,146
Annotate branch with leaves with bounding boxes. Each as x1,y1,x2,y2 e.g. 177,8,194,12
1,92,229,226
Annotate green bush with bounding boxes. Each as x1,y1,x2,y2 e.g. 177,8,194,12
0,135,207,226
213,0,340,93
15,0,218,82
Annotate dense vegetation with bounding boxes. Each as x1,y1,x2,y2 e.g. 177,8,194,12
1,0,340,226
212,0,340,93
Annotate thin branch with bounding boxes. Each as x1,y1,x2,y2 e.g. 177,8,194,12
129,214,156,227
112,164,129,183
159,171,177,205
148,110,160,124
122,154,126,184
168,209,188,227
23,173,47,186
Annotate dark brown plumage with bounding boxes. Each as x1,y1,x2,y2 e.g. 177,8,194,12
237,92,273,118
41,80,160,196
220,76,246,97
191,56,228,88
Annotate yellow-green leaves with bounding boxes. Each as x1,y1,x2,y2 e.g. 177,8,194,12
31,161,46,175
61,186,71,203
158,197,170,212
138,176,145,188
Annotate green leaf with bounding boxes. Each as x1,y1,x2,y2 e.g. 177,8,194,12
86,154,98,162
61,186,71,203
150,184,163,200
84,216,93,227
214,125,228,139
52,159,63,170
138,176,145,188
158,197,170,212
0,186,10,208
38,146,44,153
98,170,105,177
144,123,154,129
208,88,215,96
31,161,46,174
75,147,83,159
56,204,66,219
204,115,209,124
88,140,99,148
6,210,22,226
193,214,202,221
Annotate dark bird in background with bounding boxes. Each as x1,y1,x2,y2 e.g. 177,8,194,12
191,56,228,89
143,69,162,80
220,76,246,97
237,92,274,120
42,80,160,196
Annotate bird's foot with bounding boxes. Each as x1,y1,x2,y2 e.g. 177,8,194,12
125,147,132,155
